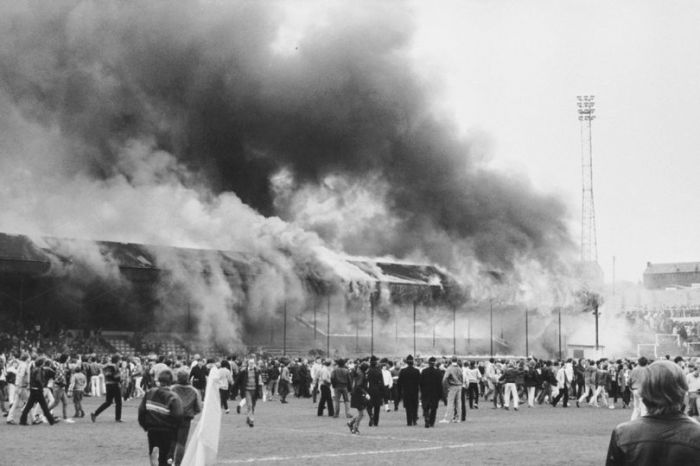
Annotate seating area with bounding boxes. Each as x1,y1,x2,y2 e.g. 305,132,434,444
139,333,188,356
260,345,308,358
104,336,136,356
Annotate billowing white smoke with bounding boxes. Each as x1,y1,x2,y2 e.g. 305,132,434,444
0,100,333,346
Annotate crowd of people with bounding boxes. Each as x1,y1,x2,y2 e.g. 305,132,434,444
2,346,700,465
0,322,112,360
624,306,700,344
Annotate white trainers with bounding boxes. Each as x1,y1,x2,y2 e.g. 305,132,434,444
438,419,450,423
65,418,75,424
150,447,159,466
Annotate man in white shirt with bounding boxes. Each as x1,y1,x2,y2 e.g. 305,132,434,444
6,352,30,425
464,361,481,411
310,358,322,404
483,359,496,403
316,360,334,417
382,363,393,412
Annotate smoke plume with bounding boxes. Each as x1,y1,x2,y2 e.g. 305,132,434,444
0,1,577,350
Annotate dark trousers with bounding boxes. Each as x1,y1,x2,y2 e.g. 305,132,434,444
300,381,311,398
367,397,382,426
147,429,177,466
552,383,569,407
611,382,619,402
219,389,229,410
20,389,55,425
621,386,631,406
468,382,480,407
391,384,401,410
422,397,438,427
404,395,419,425
537,382,551,404
312,382,319,403
317,384,334,416
460,387,469,421
278,380,290,402
94,383,122,420
123,378,133,400
174,418,192,466
493,383,504,407
193,386,205,402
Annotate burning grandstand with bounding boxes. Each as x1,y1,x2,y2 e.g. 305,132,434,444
0,232,471,355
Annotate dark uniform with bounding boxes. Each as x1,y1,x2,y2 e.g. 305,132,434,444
92,355,122,422
366,357,384,427
419,357,443,427
398,355,421,426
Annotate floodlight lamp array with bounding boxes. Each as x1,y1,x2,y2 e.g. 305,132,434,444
577,95,596,120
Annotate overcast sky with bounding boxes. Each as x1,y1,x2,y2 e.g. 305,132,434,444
409,0,700,283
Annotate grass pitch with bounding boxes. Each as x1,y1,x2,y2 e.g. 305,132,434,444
2,394,629,465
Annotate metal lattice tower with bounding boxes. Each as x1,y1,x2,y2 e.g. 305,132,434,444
577,95,598,263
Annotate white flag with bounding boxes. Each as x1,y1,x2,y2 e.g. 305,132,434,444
181,366,222,466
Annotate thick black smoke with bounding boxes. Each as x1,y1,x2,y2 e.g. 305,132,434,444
0,1,573,273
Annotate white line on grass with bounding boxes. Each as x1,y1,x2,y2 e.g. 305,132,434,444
220,439,540,463
260,425,441,444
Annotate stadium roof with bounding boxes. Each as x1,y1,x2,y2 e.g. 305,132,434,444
0,232,456,291
0,233,47,262
346,260,448,287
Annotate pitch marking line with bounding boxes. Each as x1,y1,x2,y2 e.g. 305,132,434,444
220,439,541,463
260,425,441,444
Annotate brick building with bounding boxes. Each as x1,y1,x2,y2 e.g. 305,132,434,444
643,262,700,289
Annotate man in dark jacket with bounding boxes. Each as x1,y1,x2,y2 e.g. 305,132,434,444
91,354,123,422
138,369,183,466
189,357,208,401
366,356,384,427
19,357,57,425
606,360,700,466
420,357,442,427
398,354,421,426
331,359,352,419
298,360,311,398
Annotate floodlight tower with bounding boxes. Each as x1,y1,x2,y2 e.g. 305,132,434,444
578,95,601,352
577,95,598,264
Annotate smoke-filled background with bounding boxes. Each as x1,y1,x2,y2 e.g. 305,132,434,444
0,1,590,352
